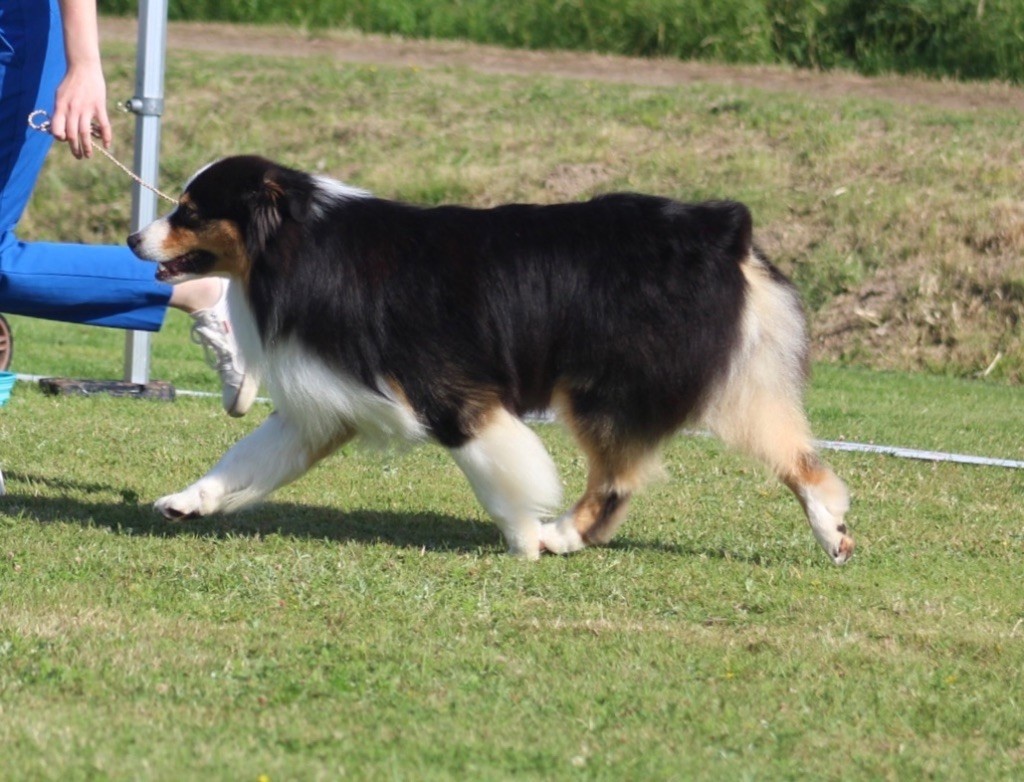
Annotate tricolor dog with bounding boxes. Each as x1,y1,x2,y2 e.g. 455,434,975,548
128,156,853,563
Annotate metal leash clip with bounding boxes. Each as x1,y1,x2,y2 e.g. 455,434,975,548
27,108,52,132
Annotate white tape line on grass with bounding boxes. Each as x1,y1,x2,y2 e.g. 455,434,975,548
814,439,1024,470
527,415,1024,470
681,423,1024,470
173,388,272,405
14,374,1024,470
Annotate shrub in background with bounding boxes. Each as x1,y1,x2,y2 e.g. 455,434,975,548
98,0,1024,83
828,0,1024,81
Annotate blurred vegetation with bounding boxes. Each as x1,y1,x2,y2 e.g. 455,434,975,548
99,0,1024,83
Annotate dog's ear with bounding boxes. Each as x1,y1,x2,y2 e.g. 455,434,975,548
269,167,315,224
246,168,313,257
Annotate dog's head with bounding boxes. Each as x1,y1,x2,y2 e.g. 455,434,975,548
127,155,319,284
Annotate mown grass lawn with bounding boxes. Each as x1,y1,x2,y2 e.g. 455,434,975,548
4,26,1024,780
2,347,1023,779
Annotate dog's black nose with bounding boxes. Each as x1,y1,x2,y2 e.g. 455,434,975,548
126,232,141,252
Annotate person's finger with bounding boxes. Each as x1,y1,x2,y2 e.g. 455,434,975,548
52,104,85,159
49,106,68,141
65,111,84,158
93,109,112,150
78,113,94,158
66,115,83,158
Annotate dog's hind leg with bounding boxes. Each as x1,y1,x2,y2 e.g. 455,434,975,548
155,412,353,519
539,433,661,555
449,406,562,560
703,382,853,563
699,257,853,564
538,386,663,554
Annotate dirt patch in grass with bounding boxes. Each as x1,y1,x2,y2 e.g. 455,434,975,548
542,162,614,200
813,202,1024,381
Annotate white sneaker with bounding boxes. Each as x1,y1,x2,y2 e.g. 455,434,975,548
189,282,258,417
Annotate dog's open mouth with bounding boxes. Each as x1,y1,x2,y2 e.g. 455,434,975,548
155,250,215,282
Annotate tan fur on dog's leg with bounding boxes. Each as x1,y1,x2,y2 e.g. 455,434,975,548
540,483,633,555
704,386,853,564
705,389,853,564
540,410,661,554
783,452,853,564
699,253,853,564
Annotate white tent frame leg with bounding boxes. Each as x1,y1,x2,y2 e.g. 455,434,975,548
123,0,168,384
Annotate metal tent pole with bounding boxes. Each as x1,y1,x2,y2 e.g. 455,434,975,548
123,0,169,384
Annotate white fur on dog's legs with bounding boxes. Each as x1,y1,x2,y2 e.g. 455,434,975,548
155,412,349,519
793,469,853,565
449,408,562,560
538,513,586,555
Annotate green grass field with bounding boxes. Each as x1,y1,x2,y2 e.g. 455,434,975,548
3,31,1024,780
2,361,1023,779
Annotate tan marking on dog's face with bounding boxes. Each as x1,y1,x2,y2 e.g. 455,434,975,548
191,218,248,279
162,194,251,282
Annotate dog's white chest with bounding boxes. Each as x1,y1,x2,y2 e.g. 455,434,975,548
263,341,426,446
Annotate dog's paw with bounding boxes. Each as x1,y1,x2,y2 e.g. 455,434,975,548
502,522,542,561
830,532,856,565
538,515,587,556
808,517,855,566
154,485,216,520
508,543,542,561
798,473,854,566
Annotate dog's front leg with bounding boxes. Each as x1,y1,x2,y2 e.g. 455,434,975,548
155,412,352,519
449,407,562,560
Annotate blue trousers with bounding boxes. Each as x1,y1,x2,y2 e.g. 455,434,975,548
0,0,170,331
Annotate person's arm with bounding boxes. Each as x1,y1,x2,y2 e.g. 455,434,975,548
49,0,112,159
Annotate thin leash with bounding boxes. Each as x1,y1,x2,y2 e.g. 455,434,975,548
27,109,179,206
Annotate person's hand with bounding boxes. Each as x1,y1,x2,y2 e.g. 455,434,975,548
49,60,112,159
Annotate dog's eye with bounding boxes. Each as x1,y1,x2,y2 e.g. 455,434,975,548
175,204,201,229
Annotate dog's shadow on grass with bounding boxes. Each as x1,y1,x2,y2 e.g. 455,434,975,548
1,471,503,554
2,472,796,564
